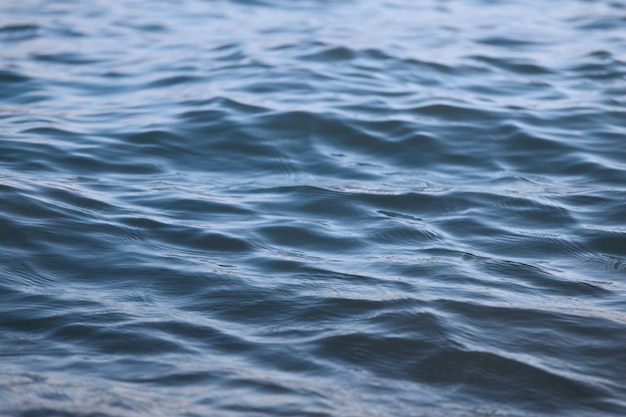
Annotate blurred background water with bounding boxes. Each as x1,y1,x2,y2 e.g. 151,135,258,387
1,0,625,416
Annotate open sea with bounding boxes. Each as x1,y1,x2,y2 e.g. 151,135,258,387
1,0,625,416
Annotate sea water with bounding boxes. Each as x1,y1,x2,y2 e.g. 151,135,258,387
1,1,625,416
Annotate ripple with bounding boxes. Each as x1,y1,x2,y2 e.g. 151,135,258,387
1,0,626,416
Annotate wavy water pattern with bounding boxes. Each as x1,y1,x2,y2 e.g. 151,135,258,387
1,0,625,416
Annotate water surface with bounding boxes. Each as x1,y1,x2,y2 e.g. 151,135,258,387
1,0,625,416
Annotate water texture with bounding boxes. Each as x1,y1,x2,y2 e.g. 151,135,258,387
1,0,625,416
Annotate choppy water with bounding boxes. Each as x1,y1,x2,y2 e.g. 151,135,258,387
1,0,626,416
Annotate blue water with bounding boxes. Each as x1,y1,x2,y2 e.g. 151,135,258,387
1,0,625,416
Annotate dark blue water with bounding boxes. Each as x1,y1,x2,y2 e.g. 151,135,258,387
1,0,625,416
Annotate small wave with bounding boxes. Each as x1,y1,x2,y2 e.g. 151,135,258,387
0,23,40,41
2,0,626,416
